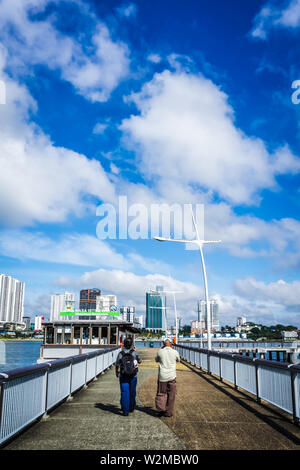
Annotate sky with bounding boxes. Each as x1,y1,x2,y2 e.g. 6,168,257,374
0,0,300,327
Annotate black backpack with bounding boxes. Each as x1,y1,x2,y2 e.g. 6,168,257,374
120,349,137,377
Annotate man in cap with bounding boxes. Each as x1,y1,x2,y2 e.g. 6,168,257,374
155,338,180,417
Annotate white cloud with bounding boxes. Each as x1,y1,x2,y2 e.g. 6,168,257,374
0,0,130,102
120,69,300,206
0,47,117,226
93,122,108,134
251,0,300,39
0,231,130,269
234,277,300,311
54,268,202,322
53,268,300,326
147,53,162,64
116,3,137,18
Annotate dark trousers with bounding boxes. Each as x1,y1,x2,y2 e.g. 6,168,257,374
155,378,176,416
119,375,137,415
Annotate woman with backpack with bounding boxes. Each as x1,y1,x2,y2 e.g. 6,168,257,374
115,337,142,416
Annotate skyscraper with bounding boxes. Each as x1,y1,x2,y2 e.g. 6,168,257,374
120,306,135,323
50,292,75,322
198,299,219,331
0,274,25,323
146,286,167,332
79,288,101,311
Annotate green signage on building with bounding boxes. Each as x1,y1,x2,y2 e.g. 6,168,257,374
60,312,120,317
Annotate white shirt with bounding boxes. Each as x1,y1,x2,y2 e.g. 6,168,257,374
155,346,180,382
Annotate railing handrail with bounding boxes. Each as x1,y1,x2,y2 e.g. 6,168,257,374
0,346,119,382
176,343,300,371
175,343,300,424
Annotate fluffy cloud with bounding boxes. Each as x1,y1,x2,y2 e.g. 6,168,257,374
0,231,130,269
234,277,300,312
0,45,116,226
54,268,202,321
0,0,130,102
251,0,300,39
121,69,300,206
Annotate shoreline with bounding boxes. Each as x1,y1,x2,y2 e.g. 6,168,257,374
0,338,43,342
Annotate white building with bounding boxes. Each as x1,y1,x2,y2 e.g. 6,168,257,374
120,306,135,323
50,292,75,322
96,295,117,313
191,320,203,334
0,274,25,324
34,315,45,331
137,315,143,328
198,300,219,331
236,316,247,329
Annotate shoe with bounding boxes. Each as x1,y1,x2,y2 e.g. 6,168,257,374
164,413,173,417
157,411,165,417
123,412,129,416
129,409,134,413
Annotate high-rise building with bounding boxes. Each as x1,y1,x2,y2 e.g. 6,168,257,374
50,292,75,322
34,315,45,331
146,286,167,332
198,300,219,331
0,274,25,323
96,295,117,313
22,316,31,329
79,288,101,311
120,306,135,323
137,315,143,328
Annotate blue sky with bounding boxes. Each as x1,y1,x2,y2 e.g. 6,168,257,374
0,0,300,327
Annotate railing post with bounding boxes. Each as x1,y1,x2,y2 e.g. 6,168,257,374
83,356,88,389
219,356,222,381
254,358,261,403
42,365,51,420
207,350,211,374
290,367,299,425
94,353,98,381
67,361,73,401
0,380,5,436
233,355,237,390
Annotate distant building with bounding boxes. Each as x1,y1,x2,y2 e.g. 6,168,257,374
236,316,247,332
96,295,117,313
0,274,25,324
50,292,75,322
191,320,203,334
146,286,167,332
34,315,45,331
120,306,135,323
22,316,31,329
137,315,143,328
282,330,298,340
237,322,259,333
198,300,219,331
79,288,101,312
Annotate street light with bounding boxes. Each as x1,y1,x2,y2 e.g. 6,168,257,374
153,204,221,350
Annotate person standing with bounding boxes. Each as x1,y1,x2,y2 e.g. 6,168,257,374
115,337,142,416
155,338,180,417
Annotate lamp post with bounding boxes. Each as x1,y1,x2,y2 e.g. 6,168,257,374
153,204,221,351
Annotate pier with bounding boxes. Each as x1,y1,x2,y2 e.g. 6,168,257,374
1,348,299,450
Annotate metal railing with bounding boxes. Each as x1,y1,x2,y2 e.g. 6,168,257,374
175,344,300,425
0,346,120,446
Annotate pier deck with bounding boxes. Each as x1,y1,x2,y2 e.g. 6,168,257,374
3,349,300,450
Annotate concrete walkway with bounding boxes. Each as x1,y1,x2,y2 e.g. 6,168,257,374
3,348,185,450
140,353,300,450
3,348,300,450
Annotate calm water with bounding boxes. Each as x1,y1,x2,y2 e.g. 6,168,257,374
0,341,43,374
135,341,163,348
